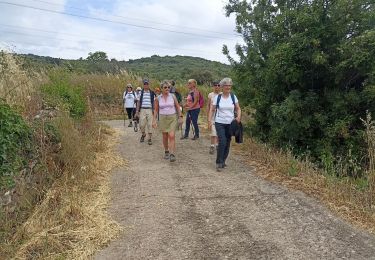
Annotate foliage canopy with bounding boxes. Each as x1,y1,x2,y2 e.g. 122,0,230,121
224,0,375,175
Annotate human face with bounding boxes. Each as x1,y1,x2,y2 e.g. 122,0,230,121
213,83,220,93
187,81,195,90
222,84,232,94
162,85,170,94
143,82,149,90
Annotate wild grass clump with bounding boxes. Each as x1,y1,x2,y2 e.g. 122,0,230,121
0,50,46,108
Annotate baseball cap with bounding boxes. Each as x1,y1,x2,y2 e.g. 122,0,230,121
143,79,149,84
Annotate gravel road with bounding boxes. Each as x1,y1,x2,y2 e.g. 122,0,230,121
95,120,375,260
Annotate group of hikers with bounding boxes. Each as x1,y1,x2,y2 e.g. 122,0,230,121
122,77,242,171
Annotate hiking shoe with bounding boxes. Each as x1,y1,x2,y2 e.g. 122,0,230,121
191,136,199,140
128,122,133,127
216,163,223,172
223,163,227,168
209,146,215,154
140,134,146,143
148,139,152,145
180,135,188,140
170,154,176,162
164,151,170,159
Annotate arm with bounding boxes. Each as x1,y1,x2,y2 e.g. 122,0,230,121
152,98,159,128
235,103,241,123
206,95,212,118
208,104,216,129
172,95,183,118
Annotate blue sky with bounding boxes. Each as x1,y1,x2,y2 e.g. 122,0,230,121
0,0,242,63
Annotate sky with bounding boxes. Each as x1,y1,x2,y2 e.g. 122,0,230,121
0,0,242,64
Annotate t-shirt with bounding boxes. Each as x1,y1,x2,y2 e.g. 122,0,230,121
186,89,200,110
123,91,136,108
213,94,239,124
141,91,152,108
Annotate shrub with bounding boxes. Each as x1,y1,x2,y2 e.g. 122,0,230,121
0,101,32,188
42,72,87,118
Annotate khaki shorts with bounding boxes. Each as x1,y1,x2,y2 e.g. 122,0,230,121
159,114,178,133
140,109,153,133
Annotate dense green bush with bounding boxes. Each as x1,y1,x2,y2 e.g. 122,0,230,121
42,72,87,118
225,0,375,176
0,102,32,188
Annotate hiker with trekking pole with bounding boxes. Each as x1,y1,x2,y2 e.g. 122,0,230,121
181,79,202,140
123,83,136,128
152,80,183,162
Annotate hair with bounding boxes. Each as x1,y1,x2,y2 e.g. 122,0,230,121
171,80,175,86
220,77,233,87
188,79,197,87
160,80,171,88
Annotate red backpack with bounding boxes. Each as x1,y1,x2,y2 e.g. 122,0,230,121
190,90,205,108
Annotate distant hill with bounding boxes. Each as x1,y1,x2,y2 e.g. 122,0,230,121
19,53,232,84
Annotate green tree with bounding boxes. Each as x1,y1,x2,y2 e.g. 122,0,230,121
225,0,375,175
86,51,108,62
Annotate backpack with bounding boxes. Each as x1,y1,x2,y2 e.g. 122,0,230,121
125,91,136,98
174,91,182,104
190,90,205,108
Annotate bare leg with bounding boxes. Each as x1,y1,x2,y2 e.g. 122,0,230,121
162,133,169,151
168,131,176,154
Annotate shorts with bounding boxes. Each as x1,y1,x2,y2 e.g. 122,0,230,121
159,114,178,133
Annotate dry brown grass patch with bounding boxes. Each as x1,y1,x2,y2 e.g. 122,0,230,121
12,125,126,259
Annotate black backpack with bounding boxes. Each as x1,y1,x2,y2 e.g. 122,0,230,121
215,93,236,118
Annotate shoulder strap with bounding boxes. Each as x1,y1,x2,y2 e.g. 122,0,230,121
214,94,222,119
230,93,235,105
139,90,144,111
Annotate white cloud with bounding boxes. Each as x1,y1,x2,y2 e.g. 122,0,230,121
0,0,242,63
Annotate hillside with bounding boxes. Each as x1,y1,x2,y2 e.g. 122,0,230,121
19,53,232,83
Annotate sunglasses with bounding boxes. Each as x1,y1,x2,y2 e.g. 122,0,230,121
163,86,171,89
214,84,220,86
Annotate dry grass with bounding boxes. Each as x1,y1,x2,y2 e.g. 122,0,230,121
0,51,47,112
70,73,140,118
11,124,126,259
233,136,375,234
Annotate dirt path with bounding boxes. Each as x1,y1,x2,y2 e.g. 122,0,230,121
95,120,375,260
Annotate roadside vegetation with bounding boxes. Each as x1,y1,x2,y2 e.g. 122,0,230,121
226,0,375,232
0,52,124,259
